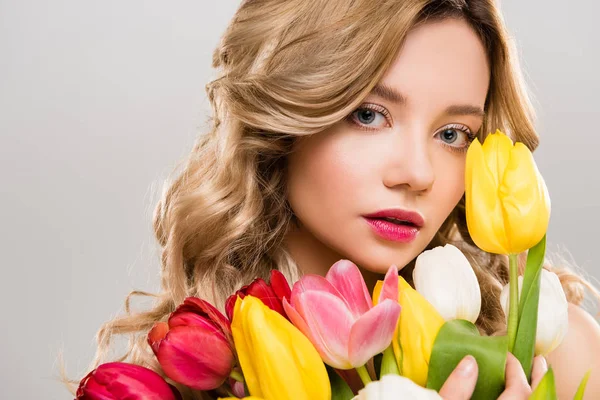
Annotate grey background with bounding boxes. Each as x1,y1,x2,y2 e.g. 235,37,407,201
1,1,598,398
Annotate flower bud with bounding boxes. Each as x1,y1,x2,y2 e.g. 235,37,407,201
465,130,551,255
413,244,481,323
374,276,445,387
500,269,568,355
147,297,235,390
232,295,331,400
352,374,442,400
76,362,181,400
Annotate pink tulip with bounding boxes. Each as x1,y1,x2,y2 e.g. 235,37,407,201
147,297,235,391
225,270,292,320
228,378,246,398
283,260,401,369
76,362,181,400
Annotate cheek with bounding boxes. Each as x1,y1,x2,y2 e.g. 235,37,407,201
432,151,466,213
287,131,373,217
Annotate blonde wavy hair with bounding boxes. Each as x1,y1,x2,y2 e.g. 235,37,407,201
62,0,598,398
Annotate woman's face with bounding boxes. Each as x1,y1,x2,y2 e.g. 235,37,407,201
286,18,490,277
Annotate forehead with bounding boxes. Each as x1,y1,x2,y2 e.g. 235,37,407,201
380,18,490,108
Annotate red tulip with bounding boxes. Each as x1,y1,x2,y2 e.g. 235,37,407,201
75,362,181,400
148,297,235,391
225,270,291,320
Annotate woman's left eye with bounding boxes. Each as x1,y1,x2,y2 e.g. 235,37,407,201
435,124,476,151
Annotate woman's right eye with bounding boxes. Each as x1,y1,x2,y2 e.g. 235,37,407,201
346,104,391,131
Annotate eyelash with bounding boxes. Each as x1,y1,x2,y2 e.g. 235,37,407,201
345,103,478,154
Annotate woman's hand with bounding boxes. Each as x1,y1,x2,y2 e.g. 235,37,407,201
438,353,548,399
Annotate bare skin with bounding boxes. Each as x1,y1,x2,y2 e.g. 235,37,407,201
284,18,600,398
286,19,487,292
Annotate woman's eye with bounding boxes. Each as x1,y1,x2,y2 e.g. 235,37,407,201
440,128,460,144
347,105,390,130
435,124,475,150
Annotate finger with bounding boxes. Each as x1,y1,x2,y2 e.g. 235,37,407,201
439,355,478,400
498,352,531,399
531,355,548,390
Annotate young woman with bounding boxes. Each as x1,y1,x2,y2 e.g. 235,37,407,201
67,0,600,398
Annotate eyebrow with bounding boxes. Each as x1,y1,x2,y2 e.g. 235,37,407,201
371,83,407,104
370,83,485,118
445,104,485,118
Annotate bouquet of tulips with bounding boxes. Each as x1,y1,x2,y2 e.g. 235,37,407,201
75,131,591,400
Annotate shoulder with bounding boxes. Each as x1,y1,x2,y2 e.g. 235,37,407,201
546,302,600,399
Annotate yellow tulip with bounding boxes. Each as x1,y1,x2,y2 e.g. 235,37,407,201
465,129,551,255
219,398,263,400
374,277,445,387
230,295,331,400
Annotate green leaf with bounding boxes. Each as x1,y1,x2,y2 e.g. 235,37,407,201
518,235,547,318
512,235,546,380
379,346,400,377
573,369,592,400
327,365,355,400
529,368,558,400
426,320,508,400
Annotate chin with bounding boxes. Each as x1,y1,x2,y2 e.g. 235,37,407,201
347,247,418,276
346,234,436,276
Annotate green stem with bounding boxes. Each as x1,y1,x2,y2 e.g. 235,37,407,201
356,364,372,386
229,369,244,383
507,253,520,352
380,346,400,377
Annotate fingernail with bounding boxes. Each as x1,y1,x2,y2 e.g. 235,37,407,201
539,356,548,371
457,355,476,377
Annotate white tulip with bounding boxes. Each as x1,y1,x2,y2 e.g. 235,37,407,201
352,374,442,400
413,244,482,323
499,269,568,356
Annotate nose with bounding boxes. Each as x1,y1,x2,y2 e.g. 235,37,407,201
382,131,435,193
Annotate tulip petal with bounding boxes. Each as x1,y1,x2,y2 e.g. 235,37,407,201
148,322,169,355
500,142,551,254
78,375,114,400
245,278,285,316
413,245,481,323
172,297,231,338
466,137,510,254
270,269,292,302
378,264,399,304
284,297,353,368
348,299,401,367
326,260,372,318
231,297,262,397
235,296,331,400
397,277,445,386
77,362,181,400
155,326,234,390
500,270,568,356
291,274,344,305
355,374,442,400
168,312,223,336
481,129,513,189
292,291,355,369
229,379,246,398
535,270,568,355
225,294,238,321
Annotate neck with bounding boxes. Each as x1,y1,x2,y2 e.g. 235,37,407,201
283,222,384,294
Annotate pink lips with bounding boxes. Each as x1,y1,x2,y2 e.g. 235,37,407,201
363,209,424,243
